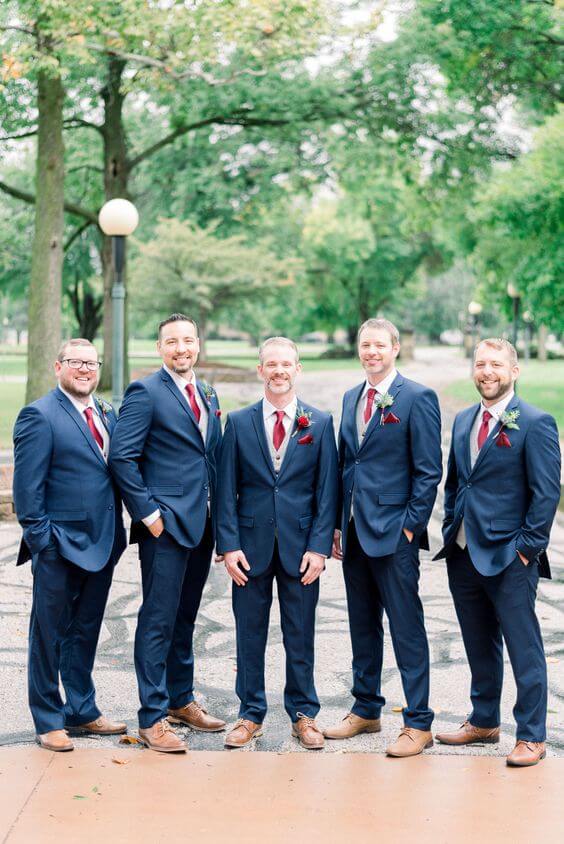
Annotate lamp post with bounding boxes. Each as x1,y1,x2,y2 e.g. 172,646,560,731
98,199,139,408
467,300,483,374
506,283,521,350
522,310,533,363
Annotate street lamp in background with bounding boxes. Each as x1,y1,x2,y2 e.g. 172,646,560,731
98,199,139,408
522,310,533,363
506,283,521,350
467,300,483,374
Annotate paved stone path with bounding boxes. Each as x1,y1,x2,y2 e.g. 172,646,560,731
1,348,562,758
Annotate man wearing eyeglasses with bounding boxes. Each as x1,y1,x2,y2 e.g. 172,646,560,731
12,339,127,751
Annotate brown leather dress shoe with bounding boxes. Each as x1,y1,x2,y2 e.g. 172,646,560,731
168,701,226,732
436,720,500,746
138,720,187,753
69,716,127,736
506,740,546,767
292,713,324,749
386,727,433,757
224,719,263,748
36,730,74,752
323,712,381,740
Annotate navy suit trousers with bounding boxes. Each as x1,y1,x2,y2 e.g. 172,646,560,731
135,520,213,728
28,545,115,734
446,545,547,741
232,543,320,724
344,520,433,730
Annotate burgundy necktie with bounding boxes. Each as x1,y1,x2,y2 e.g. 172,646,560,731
273,410,286,451
364,388,377,423
185,383,201,423
477,409,492,450
84,407,104,450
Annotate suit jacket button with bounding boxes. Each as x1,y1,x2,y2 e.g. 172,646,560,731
108,505,113,510
355,459,360,465
269,518,274,525
203,484,208,490
467,482,472,488
274,487,279,493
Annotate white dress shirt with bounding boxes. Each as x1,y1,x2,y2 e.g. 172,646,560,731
143,365,209,528
58,386,109,461
356,368,398,445
456,390,515,548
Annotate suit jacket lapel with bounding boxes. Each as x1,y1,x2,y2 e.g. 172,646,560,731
343,383,364,454
56,389,106,467
360,372,404,451
251,402,277,479
459,404,480,477
161,370,203,442
471,394,520,475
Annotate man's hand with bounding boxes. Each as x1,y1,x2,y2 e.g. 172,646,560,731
517,550,529,566
214,553,225,563
403,528,414,543
224,550,251,586
148,517,164,538
332,529,343,560
300,551,326,585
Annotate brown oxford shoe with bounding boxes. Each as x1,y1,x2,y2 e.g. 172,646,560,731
436,721,500,746
36,730,74,752
138,719,187,753
168,700,226,732
386,727,433,757
323,712,381,740
69,716,127,736
224,718,263,748
506,740,546,767
292,713,324,749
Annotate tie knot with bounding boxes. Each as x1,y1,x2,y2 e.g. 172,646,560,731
367,388,377,400
482,409,492,422
185,383,195,398
84,407,93,420
275,410,285,423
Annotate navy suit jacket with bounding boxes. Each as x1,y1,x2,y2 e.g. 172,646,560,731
338,372,442,558
216,399,338,577
108,368,222,549
434,395,561,578
12,387,126,571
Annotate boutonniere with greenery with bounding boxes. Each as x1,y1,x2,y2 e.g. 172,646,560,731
292,406,313,437
495,409,520,448
200,381,216,404
375,392,399,425
96,397,113,423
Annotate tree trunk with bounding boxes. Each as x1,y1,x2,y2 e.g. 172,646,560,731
537,323,548,362
26,68,65,403
99,57,130,391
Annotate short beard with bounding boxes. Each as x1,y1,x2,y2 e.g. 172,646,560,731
475,379,512,403
267,378,292,394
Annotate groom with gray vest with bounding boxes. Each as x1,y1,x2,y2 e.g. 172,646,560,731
217,337,338,749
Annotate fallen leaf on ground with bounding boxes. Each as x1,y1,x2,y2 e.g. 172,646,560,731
391,706,404,712
111,757,130,765
547,657,559,664
73,795,86,800
119,735,142,745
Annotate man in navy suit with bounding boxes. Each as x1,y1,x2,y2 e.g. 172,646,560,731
13,339,127,751
324,318,442,757
217,337,338,749
435,338,561,767
109,314,225,752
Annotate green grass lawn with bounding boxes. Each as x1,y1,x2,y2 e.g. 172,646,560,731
445,360,564,431
0,382,25,449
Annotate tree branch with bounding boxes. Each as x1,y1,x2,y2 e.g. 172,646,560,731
0,25,34,36
0,128,39,141
1,118,103,142
64,220,95,251
0,180,98,223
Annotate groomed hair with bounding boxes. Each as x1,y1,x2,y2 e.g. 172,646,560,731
57,338,97,362
158,313,198,339
474,337,518,367
357,317,400,346
258,336,299,363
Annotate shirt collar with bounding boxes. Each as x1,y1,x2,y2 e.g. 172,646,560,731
362,368,398,399
480,390,514,421
262,395,297,422
163,363,197,394
58,385,97,416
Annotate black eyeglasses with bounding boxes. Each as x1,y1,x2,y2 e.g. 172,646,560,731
61,359,102,371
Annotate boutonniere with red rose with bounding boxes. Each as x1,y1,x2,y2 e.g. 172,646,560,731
292,406,313,438
375,392,400,425
495,409,520,448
